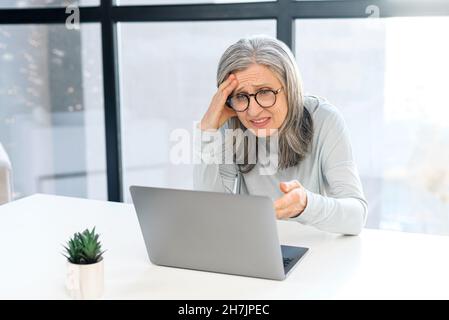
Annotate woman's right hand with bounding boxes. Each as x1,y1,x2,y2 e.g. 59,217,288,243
200,74,239,131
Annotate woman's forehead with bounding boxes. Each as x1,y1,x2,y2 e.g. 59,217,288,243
233,64,281,89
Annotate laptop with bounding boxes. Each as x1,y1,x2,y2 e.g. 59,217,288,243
130,185,309,281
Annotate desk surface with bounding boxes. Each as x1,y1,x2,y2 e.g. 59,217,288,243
1,194,448,299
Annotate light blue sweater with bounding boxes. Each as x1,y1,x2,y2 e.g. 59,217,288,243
194,96,368,235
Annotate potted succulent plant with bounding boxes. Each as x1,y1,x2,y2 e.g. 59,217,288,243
63,227,105,299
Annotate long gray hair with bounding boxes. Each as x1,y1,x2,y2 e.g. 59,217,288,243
217,35,314,173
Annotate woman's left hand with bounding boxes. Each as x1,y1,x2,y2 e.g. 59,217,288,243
274,180,308,219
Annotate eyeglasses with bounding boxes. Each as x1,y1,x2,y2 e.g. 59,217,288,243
226,87,283,112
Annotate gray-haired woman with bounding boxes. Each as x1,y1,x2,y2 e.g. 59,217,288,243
194,35,368,235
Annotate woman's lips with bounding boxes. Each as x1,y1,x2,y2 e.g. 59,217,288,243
249,117,271,128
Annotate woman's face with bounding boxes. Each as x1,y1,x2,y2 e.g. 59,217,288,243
231,63,288,136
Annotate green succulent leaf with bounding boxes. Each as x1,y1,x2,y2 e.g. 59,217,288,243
61,227,105,264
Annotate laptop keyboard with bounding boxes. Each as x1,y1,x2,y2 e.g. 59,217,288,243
283,257,294,267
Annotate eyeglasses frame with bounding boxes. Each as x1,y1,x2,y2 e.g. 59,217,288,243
225,87,284,112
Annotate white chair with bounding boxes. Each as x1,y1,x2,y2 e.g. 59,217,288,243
0,143,12,205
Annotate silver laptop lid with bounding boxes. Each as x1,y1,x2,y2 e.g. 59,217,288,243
130,185,286,280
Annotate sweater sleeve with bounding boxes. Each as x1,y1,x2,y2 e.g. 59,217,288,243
291,108,368,235
193,125,239,194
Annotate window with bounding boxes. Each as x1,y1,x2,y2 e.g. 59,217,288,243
295,17,449,234
0,23,107,200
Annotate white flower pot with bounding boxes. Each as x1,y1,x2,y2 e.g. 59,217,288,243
66,258,104,299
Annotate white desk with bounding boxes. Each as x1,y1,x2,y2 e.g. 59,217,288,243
1,194,448,299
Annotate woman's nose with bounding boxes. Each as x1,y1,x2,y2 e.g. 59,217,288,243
246,97,264,117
